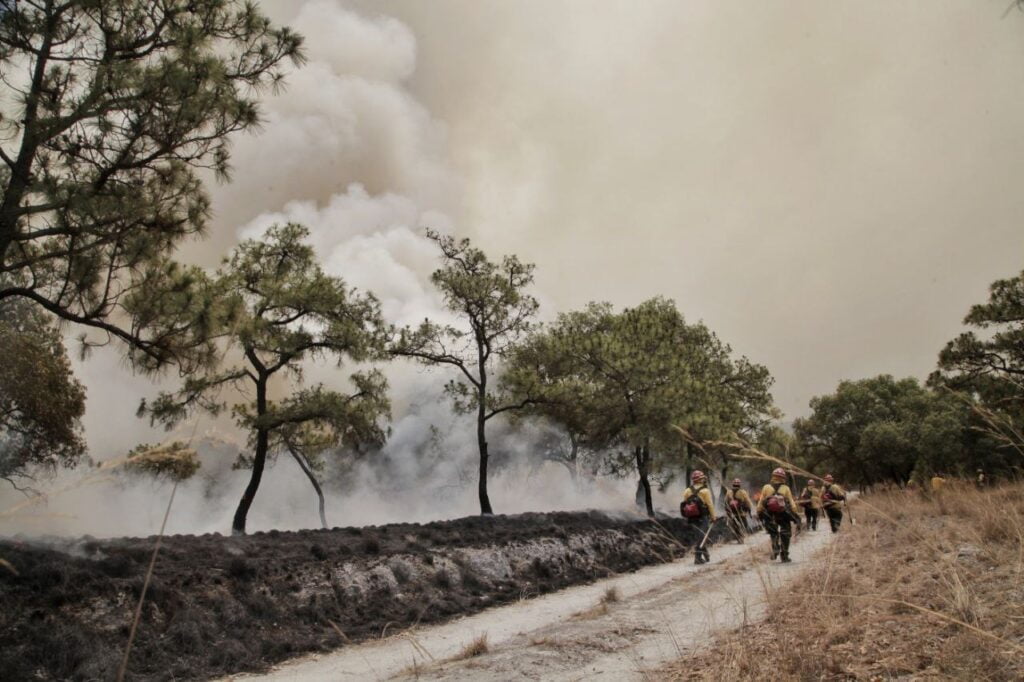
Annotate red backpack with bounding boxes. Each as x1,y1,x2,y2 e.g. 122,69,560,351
681,487,708,519
764,484,788,514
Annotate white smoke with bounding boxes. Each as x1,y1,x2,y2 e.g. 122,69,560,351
0,0,640,538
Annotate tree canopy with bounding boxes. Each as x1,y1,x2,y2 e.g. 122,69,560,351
392,229,539,515
0,0,303,371
143,223,390,534
0,294,86,488
793,375,970,487
500,297,775,514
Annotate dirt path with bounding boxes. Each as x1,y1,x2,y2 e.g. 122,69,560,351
238,523,840,681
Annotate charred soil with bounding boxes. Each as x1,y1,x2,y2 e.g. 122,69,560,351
0,510,726,681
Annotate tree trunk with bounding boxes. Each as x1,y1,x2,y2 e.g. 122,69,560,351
684,442,693,488
232,378,268,535
477,421,492,515
476,343,493,515
567,434,580,491
564,460,579,488
635,444,654,517
477,388,493,516
289,446,328,529
0,9,54,261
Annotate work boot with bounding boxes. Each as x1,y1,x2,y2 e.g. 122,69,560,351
781,554,792,563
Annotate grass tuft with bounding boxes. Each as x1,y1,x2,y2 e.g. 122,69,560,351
455,633,489,659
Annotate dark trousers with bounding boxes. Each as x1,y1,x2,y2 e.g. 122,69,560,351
826,507,843,533
726,510,748,543
762,513,792,559
804,507,819,530
688,517,711,563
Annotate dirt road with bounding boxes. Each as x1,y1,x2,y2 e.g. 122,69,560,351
242,523,839,681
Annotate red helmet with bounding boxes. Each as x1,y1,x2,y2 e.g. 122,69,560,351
731,477,741,487
771,467,786,479
691,470,706,483
824,474,834,483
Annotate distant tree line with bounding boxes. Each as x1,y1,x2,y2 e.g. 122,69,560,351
792,271,1024,488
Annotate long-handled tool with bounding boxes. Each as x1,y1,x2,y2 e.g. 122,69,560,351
844,498,856,526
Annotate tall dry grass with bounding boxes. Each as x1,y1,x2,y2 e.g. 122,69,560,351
661,481,1024,680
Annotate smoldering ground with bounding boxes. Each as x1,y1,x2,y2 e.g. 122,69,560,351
0,509,730,681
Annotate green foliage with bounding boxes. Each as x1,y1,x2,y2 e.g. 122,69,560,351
794,375,970,486
500,297,776,511
393,229,538,411
124,441,200,482
0,0,303,371
142,223,390,533
0,295,86,486
504,298,774,452
930,270,1024,458
392,229,538,514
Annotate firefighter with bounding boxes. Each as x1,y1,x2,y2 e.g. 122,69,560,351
680,470,717,564
821,474,847,533
724,478,753,543
756,467,799,562
798,478,822,531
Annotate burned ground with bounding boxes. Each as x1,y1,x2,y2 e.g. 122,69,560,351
0,510,728,681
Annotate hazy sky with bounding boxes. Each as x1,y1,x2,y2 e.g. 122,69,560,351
216,0,1023,419
181,0,1024,423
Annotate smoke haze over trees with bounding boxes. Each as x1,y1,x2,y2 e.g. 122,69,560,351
1,1,1022,537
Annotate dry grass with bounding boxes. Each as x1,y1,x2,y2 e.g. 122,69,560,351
455,633,489,660
568,585,624,621
573,602,609,620
660,481,1024,681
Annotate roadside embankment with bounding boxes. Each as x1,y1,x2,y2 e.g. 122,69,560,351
0,510,726,681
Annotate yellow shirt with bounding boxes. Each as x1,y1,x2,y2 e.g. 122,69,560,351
681,485,717,521
800,486,823,510
756,482,797,515
821,483,846,508
725,488,752,512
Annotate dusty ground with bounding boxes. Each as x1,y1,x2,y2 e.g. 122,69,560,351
661,483,1024,680
0,510,726,681
240,520,837,681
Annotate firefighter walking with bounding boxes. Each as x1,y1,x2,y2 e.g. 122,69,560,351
798,478,823,531
821,474,847,533
724,478,753,543
681,470,717,564
756,467,799,563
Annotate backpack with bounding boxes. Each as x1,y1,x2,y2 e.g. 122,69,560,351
764,484,788,514
822,485,844,506
681,487,708,519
